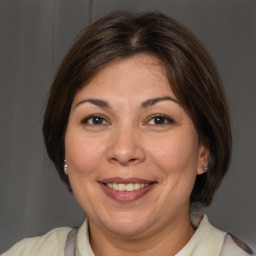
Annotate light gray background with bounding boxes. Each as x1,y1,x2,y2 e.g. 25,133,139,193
0,0,255,253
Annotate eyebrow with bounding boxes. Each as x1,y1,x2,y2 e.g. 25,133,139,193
75,96,180,109
141,96,180,109
75,98,111,108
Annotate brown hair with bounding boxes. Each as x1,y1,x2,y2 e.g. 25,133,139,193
43,11,232,207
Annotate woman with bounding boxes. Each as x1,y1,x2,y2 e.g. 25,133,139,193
2,11,254,256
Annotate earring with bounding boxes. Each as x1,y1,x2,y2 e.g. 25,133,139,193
64,160,68,175
203,167,208,173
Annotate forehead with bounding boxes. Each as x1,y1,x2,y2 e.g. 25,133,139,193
73,54,176,103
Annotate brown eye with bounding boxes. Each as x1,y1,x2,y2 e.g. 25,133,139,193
81,114,108,125
147,115,174,125
91,116,105,125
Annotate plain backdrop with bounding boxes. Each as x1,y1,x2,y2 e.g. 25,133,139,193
0,0,255,253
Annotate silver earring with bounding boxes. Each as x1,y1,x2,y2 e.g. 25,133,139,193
203,167,208,173
64,160,68,175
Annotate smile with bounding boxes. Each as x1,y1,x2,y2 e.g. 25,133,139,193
99,178,156,203
106,183,149,192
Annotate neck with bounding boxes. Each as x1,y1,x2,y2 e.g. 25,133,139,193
89,212,195,256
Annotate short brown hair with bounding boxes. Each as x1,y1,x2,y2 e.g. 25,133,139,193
43,11,232,207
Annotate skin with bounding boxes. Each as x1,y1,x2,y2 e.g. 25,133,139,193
65,54,209,256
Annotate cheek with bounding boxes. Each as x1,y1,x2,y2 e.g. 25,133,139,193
148,132,198,172
64,130,107,212
65,129,107,177
146,131,199,194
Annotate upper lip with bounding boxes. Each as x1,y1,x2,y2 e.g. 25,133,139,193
99,177,155,184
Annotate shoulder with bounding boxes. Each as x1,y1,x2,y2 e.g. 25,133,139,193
1,227,72,256
187,212,255,256
220,233,255,256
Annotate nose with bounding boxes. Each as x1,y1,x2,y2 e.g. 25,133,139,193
107,125,146,166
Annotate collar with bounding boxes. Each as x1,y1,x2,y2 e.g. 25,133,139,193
175,212,226,256
75,212,226,256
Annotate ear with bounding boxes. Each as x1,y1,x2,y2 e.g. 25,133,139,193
197,143,210,175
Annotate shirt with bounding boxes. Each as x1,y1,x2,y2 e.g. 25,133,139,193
2,212,254,256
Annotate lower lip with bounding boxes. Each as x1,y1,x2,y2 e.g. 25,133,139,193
99,183,156,203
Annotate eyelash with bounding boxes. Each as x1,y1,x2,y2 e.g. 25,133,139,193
146,114,174,126
80,114,109,126
80,114,174,127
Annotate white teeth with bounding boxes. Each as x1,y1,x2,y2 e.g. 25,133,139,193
118,184,126,191
106,183,149,192
134,183,141,190
126,183,134,192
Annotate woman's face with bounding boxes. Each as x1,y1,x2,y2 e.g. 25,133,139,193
65,54,208,237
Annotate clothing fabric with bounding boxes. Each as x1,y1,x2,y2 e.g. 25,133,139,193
2,212,254,256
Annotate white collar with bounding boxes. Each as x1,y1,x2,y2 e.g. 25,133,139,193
75,212,226,256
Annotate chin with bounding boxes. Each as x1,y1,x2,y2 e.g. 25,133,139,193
106,222,149,237
100,213,154,237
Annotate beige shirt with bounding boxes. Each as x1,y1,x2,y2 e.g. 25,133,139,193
2,212,249,256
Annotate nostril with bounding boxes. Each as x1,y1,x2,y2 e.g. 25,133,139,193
109,157,139,165
107,143,146,165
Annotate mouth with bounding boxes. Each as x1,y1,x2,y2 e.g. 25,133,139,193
105,182,149,191
98,177,157,203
